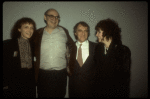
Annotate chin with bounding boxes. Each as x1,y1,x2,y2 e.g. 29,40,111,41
51,26,57,29
26,36,31,39
98,39,101,42
81,39,86,42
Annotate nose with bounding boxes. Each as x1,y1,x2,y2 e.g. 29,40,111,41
82,31,87,36
96,32,98,37
29,28,33,33
51,16,57,21
52,17,56,20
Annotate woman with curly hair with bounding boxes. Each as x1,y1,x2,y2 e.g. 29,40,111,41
3,17,36,98
92,18,131,98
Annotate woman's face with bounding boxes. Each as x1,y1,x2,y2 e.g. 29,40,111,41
96,28,104,43
18,23,34,39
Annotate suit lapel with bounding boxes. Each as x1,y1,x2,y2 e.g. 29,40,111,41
12,39,21,69
13,39,20,55
82,41,93,67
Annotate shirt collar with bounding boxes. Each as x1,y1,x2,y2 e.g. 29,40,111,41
104,46,108,50
44,26,59,34
76,40,88,47
19,36,29,42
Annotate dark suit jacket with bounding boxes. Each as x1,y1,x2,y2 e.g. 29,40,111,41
68,40,97,97
93,41,131,98
3,38,35,97
33,27,74,83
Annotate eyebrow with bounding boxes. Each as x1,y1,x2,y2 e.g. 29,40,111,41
47,14,59,17
77,29,88,31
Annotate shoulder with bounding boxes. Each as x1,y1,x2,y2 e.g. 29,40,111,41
57,26,67,36
3,39,12,50
3,39,17,46
35,27,45,34
56,26,66,35
37,27,45,31
117,44,131,58
121,45,131,54
3,39,17,52
88,40,97,46
122,45,131,57
57,26,64,31
95,42,104,49
34,27,45,40
3,39,12,45
88,41,99,53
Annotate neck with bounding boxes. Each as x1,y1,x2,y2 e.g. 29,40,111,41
45,26,55,34
104,39,112,48
20,35,28,40
78,40,87,44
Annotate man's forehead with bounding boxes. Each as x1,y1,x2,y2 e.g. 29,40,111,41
77,24,88,29
47,9,59,15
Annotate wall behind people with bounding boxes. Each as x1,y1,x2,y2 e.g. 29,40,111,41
3,1,148,98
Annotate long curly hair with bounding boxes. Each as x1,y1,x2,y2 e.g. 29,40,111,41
95,18,121,43
11,17,36,41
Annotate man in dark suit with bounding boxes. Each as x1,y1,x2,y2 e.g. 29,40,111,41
68,21,97,98
33,8,74,98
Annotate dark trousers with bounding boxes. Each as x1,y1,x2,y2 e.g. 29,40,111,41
37,68,67,98
7,68,36,98
69,75,93,98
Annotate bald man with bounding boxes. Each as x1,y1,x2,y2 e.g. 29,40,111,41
33,8,74,98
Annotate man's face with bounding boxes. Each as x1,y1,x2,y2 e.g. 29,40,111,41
75,24,88,43
44,10,59,29
18,23,34,39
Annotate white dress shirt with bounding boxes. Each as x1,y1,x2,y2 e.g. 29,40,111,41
76,40,89,64
104,46,109,55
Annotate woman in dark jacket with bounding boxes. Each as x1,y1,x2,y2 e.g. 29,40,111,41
3,17,36,98
93,18,131,98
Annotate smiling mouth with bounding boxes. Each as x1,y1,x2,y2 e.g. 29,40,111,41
50,21,56,24
26,33,31,36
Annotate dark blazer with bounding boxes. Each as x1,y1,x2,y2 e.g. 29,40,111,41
33,27,74,83
93,41,131,98
69,40,97,98
3,39,35,98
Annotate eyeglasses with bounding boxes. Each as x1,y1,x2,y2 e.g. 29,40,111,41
46,14,60,20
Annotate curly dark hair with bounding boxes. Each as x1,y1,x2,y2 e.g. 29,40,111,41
73,21,90,40
11,17,36,40
95,18,121,43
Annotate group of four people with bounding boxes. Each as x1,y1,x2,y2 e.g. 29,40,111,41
3,8,131,98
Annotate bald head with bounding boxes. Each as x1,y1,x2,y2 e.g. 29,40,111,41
44,8,60,29
44,9,60,17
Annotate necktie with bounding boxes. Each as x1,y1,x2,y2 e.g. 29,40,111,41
77,44,83,67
